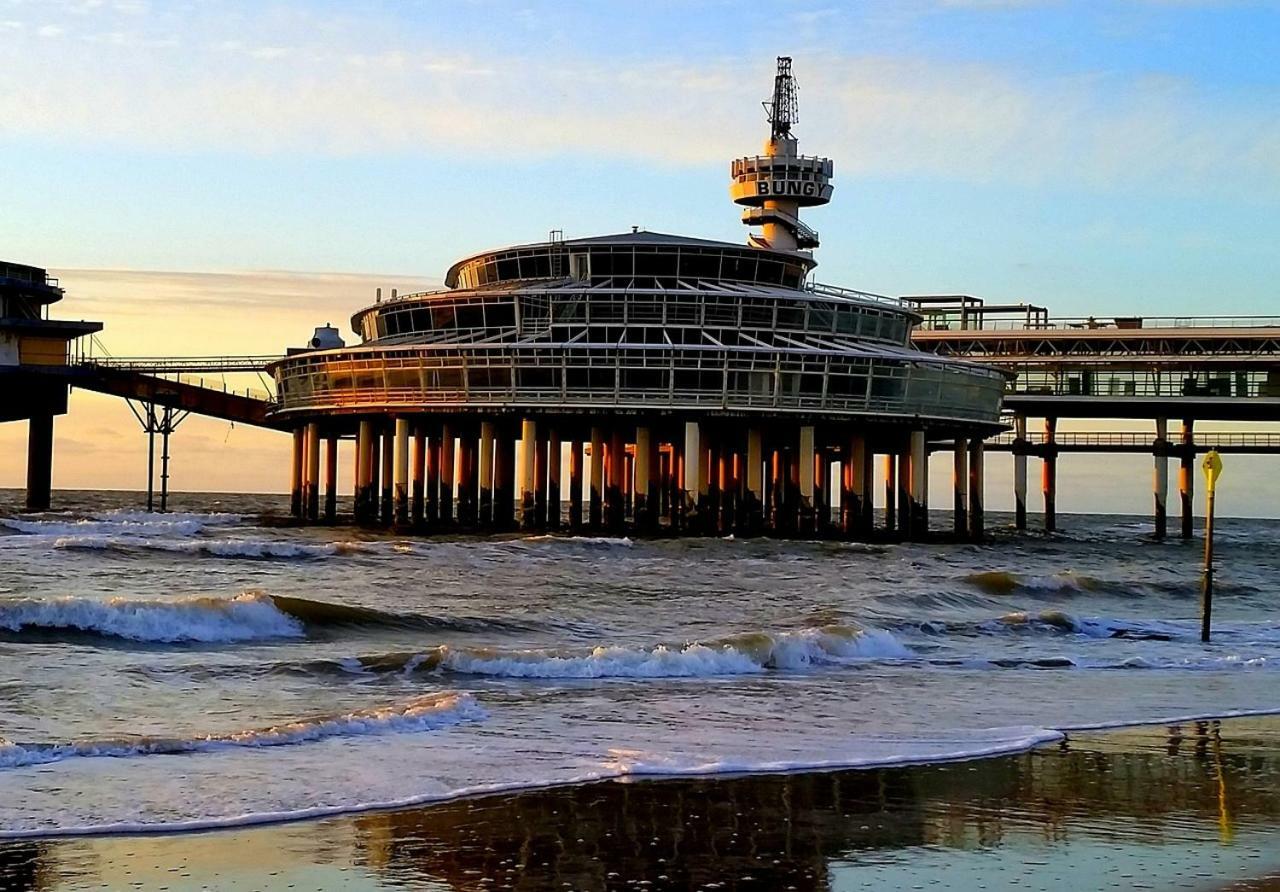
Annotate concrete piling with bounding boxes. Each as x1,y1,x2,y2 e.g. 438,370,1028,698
520,419,537,530
1154,418,1169,540
393,417,410,526
1180,419,1195,539
290,427,305,519
953,436,969,537
1013,415,1028,531
324,436,338,523
1042,417,1057,534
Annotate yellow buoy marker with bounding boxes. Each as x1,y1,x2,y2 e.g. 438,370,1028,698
1200,449,1223,643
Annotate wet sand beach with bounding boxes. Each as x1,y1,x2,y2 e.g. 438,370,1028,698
4,714,1279,892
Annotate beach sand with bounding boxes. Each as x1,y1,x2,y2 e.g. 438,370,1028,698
4,715,1279,891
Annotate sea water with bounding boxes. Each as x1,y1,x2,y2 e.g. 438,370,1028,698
0,489,1277,837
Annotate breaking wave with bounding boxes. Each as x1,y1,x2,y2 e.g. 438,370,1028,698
0,592,536,644
0,511,244,541
1,518,207,537
0,592,305,643
52,535,376,560
307,624,914,679
961,569,1258,600
0,692,484,769
964,570,1108,596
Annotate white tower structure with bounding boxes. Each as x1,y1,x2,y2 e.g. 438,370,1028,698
730,57,833,254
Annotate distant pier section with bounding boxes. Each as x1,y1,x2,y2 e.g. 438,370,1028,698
910,296,1280,537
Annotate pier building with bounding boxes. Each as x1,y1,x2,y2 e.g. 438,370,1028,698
0,262,101,510
265,58,1008,538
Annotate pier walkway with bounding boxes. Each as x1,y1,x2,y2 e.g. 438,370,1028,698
909,299,1280,537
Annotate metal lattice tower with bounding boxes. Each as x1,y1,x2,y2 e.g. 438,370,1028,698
764,56,798,140
730,57,833,253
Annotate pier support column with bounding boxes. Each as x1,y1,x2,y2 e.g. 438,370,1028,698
289,427,304,519
568,439,584,530
1180,419,1195,540
859,438,874,534
953,437,969,538
589,427,604,529
683,421,702,530
607,428,626,533
425,428,441,526
814,446,829,535
380,425,394,526
909,430,927,540
843,434,867,537
478,421,495,528
634,426,653,531
968,438,985,541
393,417,410,527
305,422,321,523
25,413,54,513
493,426,515,531
356,420,374,523
438,424,454,526
324,436,338,523
1154,418,1169,541
457,433,477,527
411,427,426,527
883,454,897,533
1043,417,1057,534
897,443,912,536
743,427,764,536
798,425,816,535
1013,415,1028,531
533,428,549,529
520,419,538,530
547,428,562,530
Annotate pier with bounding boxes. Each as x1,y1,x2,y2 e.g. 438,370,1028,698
6,61,1277,541
911,297,1280,538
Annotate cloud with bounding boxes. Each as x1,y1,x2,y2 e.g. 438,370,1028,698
0,3,1276,199
49,268,439,356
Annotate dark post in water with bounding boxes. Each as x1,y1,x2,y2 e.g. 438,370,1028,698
1201,449,1223,643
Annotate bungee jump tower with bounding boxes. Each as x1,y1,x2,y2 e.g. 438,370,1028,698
267,58,1008,539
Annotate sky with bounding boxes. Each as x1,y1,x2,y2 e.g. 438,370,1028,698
1,0,1279,510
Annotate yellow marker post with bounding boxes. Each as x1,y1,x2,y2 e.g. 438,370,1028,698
1201,449,1223,643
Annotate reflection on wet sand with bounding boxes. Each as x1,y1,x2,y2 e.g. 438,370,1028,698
6,718,1280,892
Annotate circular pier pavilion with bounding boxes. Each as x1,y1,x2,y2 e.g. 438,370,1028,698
267,59,1007,539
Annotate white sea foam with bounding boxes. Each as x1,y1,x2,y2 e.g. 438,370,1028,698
0,518,207,537
991,610,1194,641
604,726,1066,776
52,535,374,560
520,535,634,547
0,723,1068,839
0,592,303,643
91,510,245,525
0,692,484,769
426,624,912,679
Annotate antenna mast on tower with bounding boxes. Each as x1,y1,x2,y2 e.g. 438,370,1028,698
764,56,798,140
729,57,833,254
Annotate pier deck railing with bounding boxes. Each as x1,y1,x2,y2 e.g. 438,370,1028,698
913,315,1280,332
971,430,1280,454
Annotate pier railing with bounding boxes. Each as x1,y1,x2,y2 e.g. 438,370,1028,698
915,315,1280,332
978,430,1280,453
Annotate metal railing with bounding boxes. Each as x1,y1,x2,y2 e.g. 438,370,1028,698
986,430,1280,449
807,282,909,310
915,315,1280,333
1006,369,1279,400
80,355,280,373
270,382,1001,424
